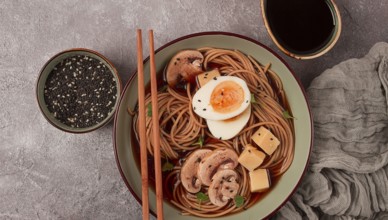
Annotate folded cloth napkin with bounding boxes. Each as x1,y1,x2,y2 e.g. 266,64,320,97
274,42,388,219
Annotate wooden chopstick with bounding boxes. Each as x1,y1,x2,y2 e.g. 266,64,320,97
136,29,150,220
149,29,164,220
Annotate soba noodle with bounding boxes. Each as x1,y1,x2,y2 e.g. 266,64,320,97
133,47,294,217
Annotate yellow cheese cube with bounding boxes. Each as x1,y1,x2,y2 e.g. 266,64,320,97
249,169,271,193
238,144,266,171
196,69,221,87
251,126,280,155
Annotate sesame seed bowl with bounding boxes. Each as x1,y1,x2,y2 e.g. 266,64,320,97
36,48,122,133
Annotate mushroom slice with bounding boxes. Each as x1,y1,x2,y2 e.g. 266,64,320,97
197,148,239,186
180,149,212,193
208,169,239,207
166,50,204,88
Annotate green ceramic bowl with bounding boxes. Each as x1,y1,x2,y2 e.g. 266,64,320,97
113,32,313,219
36,48,122,133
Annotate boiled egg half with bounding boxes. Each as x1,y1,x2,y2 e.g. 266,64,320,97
192,75,251,140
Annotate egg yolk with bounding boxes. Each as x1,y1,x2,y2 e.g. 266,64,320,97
210,81,244,113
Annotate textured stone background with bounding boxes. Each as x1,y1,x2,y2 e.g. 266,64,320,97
0,0,387,219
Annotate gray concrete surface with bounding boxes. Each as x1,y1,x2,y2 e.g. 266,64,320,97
0,0,387,219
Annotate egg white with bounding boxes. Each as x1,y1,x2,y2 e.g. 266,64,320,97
192,76,251,120
206,105,251,140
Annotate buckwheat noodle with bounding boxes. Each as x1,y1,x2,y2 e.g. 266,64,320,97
133,47,295,217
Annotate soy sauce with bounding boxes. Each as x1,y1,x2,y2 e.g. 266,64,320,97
265,0,335,54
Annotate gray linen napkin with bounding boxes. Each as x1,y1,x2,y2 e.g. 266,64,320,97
274,42,388,219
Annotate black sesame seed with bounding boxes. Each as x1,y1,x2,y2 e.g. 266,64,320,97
219,137,222,140
198,99,201,102
270,138,273,141
203,108,206,111
246,100,249,103
213,77,217,80
177,58,180,61
258,133,261,136
208,165,212,168
194,107,196,110
248,150,251,153
230,190,234,193
204,76,207,79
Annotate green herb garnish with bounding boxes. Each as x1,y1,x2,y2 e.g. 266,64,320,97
147,103,152,117
162,161,174,172
250,93,258,104
234,195,245,208
283,110,296,119
192,136,204,147
196,192,209,203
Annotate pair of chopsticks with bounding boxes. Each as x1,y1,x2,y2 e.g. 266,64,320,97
137,29,164,220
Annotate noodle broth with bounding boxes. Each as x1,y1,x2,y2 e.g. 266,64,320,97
131,47,295,217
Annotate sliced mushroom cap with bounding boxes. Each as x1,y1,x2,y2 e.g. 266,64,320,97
208,169,239,207
197,148,239,186
180,149,212,193
166,50,204,88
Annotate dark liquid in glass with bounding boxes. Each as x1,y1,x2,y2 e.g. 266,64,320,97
265,0,335,54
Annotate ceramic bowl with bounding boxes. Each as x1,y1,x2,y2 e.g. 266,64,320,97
36,48,122,133
261,0,342,59
113,32,313,219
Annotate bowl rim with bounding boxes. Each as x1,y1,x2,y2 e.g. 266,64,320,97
112,31,314,218
36,48,123,134
260,0,342,60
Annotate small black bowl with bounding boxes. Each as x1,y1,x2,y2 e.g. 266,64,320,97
36,48,122,133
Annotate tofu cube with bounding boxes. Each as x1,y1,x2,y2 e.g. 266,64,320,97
196,69,221,88
238,144,266,171
249,169,271,193
251,126,280,155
